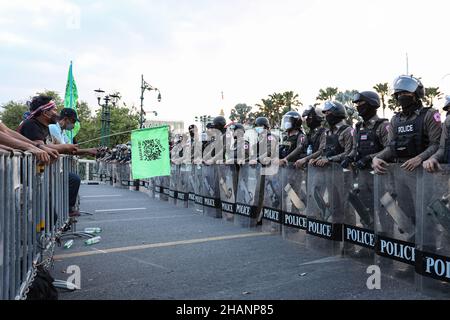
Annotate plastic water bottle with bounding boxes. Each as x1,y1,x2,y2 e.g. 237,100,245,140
64,240,74,249
307,145,313,156
84,227,102,234
85,236,101,246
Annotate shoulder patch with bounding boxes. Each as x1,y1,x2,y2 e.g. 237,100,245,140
433,112,441,123
268,136,274,141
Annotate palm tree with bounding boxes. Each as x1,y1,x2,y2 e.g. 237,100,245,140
424,87,443,108
316,87,338,103
373,83,389,117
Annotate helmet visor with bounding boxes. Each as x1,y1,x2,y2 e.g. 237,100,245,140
323,101,338,112
393,76,419,93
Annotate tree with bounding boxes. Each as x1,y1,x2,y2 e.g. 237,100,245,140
336,90,359,125
0,101,28,129
316,87,338,102
373,83,389,117
424,87,443,108
229,103,252,123
255,91,302,128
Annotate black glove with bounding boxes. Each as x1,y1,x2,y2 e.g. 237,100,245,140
340,156,354,169
355,156,371,169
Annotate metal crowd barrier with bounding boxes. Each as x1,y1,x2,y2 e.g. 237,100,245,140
1,150,73,300
93,160,450,296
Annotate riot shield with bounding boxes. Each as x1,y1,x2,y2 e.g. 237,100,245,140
186,164,196,207
142,177,154,198
281,164,308,244
193,164,203,213
234,164,265,229
416,165,450,296
112,162,120,187
201,165,221,218
161,175,170,201
343,168,376,263
168,164,178,205
306,163,346,256
153,176,163,200
218,164,238,222
374,164,417,284
176,164,189,208
260,170,282,234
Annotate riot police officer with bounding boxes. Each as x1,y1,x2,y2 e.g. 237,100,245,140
373,75,442,173
341,91,390,169
312,101,353,167
225,122,249,164
203,116,227,164
249,116,276,165
295,105,326,168
423,95,450,172
278,111,308,166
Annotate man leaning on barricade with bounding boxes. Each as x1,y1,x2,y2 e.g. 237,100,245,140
18,94,99,218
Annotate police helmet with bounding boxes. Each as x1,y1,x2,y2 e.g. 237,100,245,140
255,117,270,129
393,75,425,99
444,95,450,111
281,111,302,131
322,101,347,119
352,91,380,108
302,105,324,120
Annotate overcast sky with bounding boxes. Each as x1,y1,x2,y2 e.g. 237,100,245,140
1,0,450,128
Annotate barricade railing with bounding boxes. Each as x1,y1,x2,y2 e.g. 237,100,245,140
0,150,74,300
93,160,450,296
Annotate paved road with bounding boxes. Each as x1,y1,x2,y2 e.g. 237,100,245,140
53,184,436,300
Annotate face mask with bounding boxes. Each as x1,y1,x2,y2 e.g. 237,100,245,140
397,95,417,113
255,127,265,135
326,114,341,126
356,105,376,121
306,117,320,129
65,122,75,131
284,122,293,130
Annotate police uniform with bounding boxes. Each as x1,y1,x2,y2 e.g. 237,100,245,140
348,114,390,164
279,130,308,162
429,114,450,163
318,121,353,162
376,107,442,162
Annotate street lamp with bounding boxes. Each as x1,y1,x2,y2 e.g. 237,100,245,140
140,75,161,128
94,88,112,147
194,115,213,132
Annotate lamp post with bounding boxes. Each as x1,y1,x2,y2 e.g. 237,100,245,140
140,75,161,129
194,115,213,132
94,88,112,147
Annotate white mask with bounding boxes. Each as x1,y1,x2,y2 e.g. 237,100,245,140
255,127,265,135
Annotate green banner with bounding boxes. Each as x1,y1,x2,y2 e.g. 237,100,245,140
131,126,170,179
64,61,80,142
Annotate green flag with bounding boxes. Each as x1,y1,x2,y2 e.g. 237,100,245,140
131,126,170,179
64,61,80,143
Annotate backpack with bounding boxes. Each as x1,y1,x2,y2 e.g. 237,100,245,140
26,266,59,300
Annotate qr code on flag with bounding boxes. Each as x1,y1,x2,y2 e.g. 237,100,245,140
139,139,165,161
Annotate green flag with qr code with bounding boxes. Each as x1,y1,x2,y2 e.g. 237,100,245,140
131,126,170,179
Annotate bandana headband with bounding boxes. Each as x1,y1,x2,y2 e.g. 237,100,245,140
27,101,56,120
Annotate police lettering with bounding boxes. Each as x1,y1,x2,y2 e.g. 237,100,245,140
397,125,414,134
284,213,307,229
425,257,450,279
204,198,216,207
236,204,251,216
221,203,234,213
345,227,375,247
195,195,203,204
308,221,331,237
189,193,196,201
177,192,185,200
263,208,280,222
380,240,415,262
